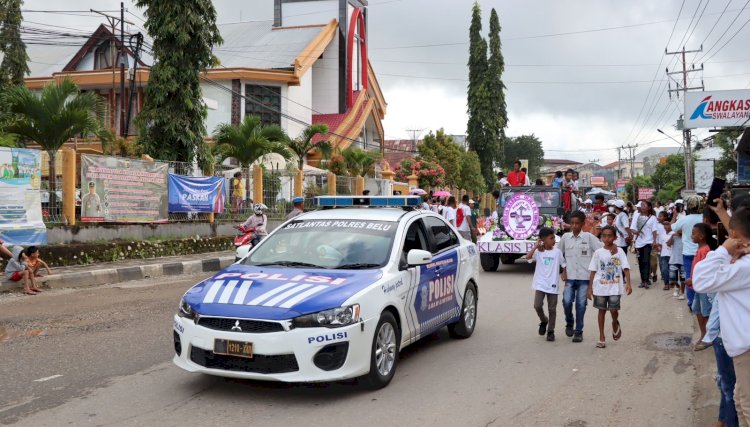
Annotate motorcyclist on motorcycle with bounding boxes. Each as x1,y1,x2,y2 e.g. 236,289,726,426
240,204,268,247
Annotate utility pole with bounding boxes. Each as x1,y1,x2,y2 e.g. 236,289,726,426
666,46,704,191
92,6,133,138
620,144,637,201
405,128,424,150
617,147,621,181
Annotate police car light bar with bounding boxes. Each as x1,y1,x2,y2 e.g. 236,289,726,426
314,196,421,208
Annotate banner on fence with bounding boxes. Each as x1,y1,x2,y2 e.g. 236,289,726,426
81,155,168,223
168,175,225,213
0,148,47,245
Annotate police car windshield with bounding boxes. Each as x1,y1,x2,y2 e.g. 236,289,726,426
244,219,398,269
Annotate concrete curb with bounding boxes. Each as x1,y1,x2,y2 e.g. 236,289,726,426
0,255,235,292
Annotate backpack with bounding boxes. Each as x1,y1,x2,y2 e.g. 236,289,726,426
456,206,465,227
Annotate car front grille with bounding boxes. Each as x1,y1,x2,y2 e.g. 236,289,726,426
190,347,299,374
197,317,284,333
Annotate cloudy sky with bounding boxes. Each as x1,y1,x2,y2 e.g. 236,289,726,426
22,0,750,164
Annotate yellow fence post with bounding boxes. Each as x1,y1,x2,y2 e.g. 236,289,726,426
62,148,76,226
253,165,263,204
294,169,304,197
407,173,419,190
355,176,365,195
328,173,337,195
207,163,215,224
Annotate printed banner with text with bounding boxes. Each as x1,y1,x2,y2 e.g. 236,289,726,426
81,155,168,223
0,148,47,245
168,175,225,213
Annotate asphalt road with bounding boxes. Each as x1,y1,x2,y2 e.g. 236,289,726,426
0,261,718,426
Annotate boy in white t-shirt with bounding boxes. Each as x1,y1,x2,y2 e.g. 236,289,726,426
526,227,566,342
657,212,674,290
587,226,633,349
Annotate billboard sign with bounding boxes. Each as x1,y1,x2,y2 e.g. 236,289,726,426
638,187,655,201
168,175,225,213
81,155,168,223
590,176,606,186
0,148,47,245
685,89,750,129
694,160,714,194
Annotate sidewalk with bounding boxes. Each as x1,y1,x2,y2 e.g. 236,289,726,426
0,251,235,292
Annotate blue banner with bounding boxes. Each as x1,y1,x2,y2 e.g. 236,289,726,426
168,175,225,213
0,148,47,245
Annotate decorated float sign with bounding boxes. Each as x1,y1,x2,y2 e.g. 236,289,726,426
502,193,540,240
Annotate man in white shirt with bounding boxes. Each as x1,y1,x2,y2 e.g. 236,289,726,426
693,208,750,427
629,200,659,288
456,195,474,240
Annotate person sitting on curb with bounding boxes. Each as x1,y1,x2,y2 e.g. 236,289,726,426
4,246,41,295
24,246,51,278
0,237,13,259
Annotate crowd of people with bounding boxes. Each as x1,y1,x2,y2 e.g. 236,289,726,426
526,192,750,427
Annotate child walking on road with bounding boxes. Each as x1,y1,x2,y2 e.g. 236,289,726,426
526,227,566,342
587,226,632,349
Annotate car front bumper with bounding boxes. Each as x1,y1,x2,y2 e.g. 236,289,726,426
172,314,376,382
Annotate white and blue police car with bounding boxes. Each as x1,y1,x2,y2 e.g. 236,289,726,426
173,196,480,389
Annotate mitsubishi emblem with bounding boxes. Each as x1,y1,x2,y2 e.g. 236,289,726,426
231,320,242,332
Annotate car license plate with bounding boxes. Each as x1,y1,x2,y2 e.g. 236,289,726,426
214,339,253,359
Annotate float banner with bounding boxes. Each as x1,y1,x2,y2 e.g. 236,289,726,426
685,89,750,129
81,155,168,223
0,148,47,245
168,175,225,213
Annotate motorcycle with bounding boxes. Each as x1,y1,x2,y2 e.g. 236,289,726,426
233,224,258,262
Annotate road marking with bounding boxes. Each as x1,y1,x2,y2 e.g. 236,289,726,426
33,374,62,382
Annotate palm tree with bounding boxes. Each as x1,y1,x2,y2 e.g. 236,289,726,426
3,78,102,204
213,115,291,168
213,116,291,205
284,123,331,170
342,146,382,177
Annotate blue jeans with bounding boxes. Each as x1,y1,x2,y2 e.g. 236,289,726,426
659,256,670,285
684,255,695,307
563,280,588,333
714,338,739,427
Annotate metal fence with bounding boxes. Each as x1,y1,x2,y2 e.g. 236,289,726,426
336,175,356,195
303,172,329,211
262,169,296,220
40,178,65,225
214,164,253,223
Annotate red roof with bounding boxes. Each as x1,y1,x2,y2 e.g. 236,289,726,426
602,161,620,169
543,158,583,165
311,113,346,144
383,139,418,168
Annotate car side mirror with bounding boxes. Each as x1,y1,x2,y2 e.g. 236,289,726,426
407,249,432,266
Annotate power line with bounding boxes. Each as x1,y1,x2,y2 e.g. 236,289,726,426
695,0,750,63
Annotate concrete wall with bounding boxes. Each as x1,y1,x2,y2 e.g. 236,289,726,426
202,80,233,136
47,220,284,245
285,71,313,139
312,34,339,114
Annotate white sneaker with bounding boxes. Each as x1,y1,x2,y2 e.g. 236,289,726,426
673,289,679,297
677,294,685,300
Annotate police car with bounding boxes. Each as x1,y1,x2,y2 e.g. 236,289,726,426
173,196,480,389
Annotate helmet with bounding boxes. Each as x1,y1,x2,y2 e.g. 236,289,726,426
253,204,264,215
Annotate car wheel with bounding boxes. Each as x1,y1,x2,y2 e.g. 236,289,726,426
448,283,477,339
361,311,399,390
500,254,518,265
480,253,499,271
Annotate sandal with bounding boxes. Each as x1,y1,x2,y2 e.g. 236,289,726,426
30,287,42,292
596,341,606,348
23,290,37,295
613,321,622,341
693,341,713,351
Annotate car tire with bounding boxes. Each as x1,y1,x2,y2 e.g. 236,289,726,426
361,311,400,390
448,283,478,339
480,253,499,271
500,254,518,265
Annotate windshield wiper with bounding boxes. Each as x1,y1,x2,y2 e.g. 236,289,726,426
255,261,327,268
336,263,382,270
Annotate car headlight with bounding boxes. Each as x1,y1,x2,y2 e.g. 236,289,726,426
178,298,196,320
292,304,360,328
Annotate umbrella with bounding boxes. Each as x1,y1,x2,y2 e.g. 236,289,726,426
433,190,451,197
586,187,615,197
409,189,427,195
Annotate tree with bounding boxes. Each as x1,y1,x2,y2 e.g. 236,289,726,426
651,154,686,193
417,129,462,187
487,8,507,162
499,134,545,178
714,130,742,179
342,146,381,177
3,78,102,204
459,150,486,195
0,0,29,92
625,175,652,202
394,158,445,189
213,115,290,169
285,123,330,170
134,0,222,168
466,2,495,187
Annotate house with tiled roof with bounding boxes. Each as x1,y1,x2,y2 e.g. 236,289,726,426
23,0,386,166
382,139,419,169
